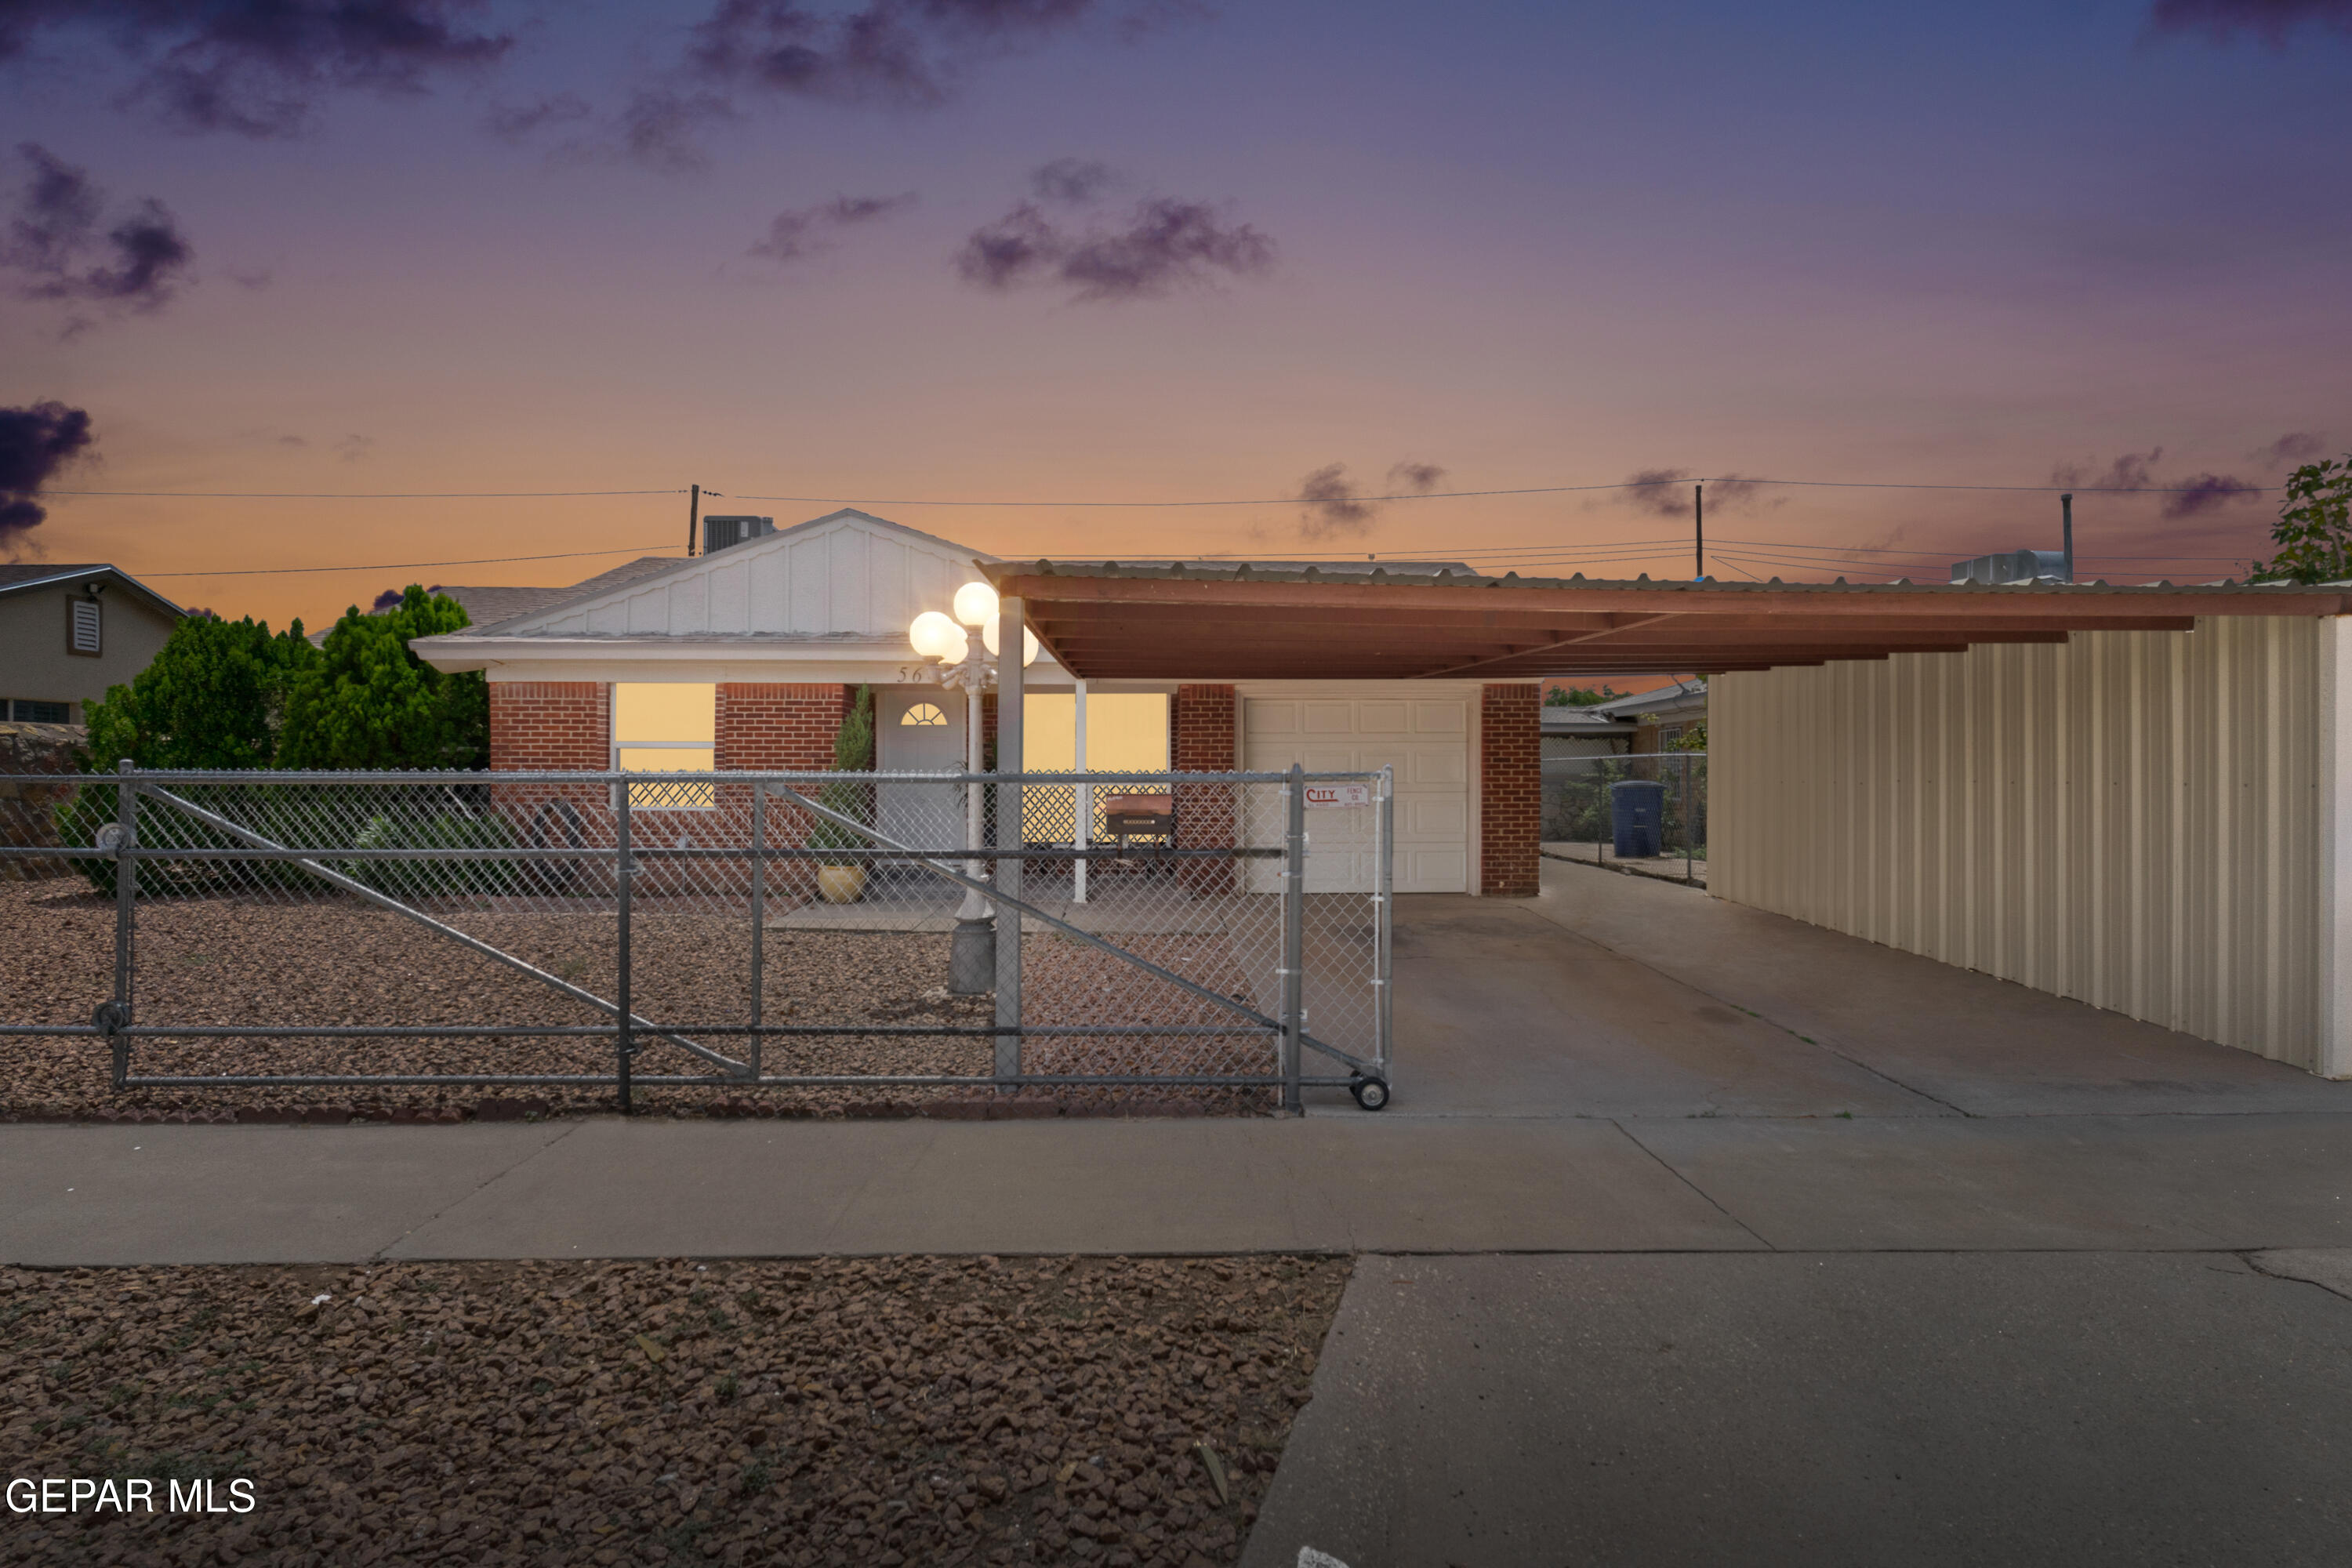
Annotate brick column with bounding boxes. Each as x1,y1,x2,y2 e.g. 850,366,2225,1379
488,681,614,893
1480,682,1541,897
489,681,610,771
1174,684,1236,895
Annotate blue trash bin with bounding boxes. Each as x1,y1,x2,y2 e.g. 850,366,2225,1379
1610,779,1666,858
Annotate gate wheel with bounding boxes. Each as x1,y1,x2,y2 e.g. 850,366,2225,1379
1350,1076,1390,1111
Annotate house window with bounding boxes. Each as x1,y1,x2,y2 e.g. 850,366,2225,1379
9,699,71,724
900,702,947,727
68,598,100,656
613,684,717,809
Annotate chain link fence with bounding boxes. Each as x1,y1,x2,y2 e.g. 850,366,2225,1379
0,766,1392,1116
1541,752,1709,886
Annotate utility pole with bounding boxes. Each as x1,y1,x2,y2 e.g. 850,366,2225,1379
2060,492,2074,583
686,483,701,557
1694,482,1704,580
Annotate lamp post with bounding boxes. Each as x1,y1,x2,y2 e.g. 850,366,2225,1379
910,583,1036,994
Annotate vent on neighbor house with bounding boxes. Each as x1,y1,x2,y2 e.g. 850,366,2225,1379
68,596,101,655
702,514,775,554
1951,549,2070,586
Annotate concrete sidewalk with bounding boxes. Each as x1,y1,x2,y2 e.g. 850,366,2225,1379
9,1111,2352,1265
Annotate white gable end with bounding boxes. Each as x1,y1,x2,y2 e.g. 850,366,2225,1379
510,510,990,638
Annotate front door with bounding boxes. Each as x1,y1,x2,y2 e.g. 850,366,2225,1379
874,685,967,856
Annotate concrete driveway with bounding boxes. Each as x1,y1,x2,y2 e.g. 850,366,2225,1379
1354,856,2352,1120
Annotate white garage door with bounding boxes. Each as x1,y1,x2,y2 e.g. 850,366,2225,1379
1242,694,1469,893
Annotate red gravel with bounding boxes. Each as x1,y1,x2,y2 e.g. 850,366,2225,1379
0,1254,1349,1566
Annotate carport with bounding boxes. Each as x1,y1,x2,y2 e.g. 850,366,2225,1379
983,562,2352,1078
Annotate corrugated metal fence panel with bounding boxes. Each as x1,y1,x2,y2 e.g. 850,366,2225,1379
1715,616,2325,1069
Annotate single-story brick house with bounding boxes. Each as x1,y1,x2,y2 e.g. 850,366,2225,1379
408,509,1541,896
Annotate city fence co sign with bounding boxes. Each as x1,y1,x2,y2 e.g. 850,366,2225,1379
1302,782,1371,808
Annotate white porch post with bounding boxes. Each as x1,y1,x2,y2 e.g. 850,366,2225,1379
1074,677,1090,905
993,595,1025,1079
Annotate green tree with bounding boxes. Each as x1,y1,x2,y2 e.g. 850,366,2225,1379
1544,684,1621,707
82,612,315,771
811,685,877,866
276,586,487,770
833,683,876,770
2253,457,2352,585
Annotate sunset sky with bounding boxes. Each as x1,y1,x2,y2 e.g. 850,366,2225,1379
3,0,2348,630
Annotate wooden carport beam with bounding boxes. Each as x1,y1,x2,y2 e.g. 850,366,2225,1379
1414,612,1683,679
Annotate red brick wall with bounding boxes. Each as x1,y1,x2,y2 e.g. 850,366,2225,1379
1173,684,1236,773
488,681,609,771
1480,682,1541,897
486,684,615,892
715,684,850,771
1174,684,1237,895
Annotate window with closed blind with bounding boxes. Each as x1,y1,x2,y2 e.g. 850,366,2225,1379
67,597,100,655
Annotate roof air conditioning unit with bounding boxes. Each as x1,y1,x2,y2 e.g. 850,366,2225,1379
702,514,775,554
1951,549,2070,586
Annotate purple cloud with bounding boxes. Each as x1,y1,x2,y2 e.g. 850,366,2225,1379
2050,447,2259,516
956,173,1275,303
485,93,593,143
1386,461,1446,494
2254,431,2329,466
686,0,1145,110
1617,469,1769,518
2147,0,2352,43
1032,157,1116,204
2160,473,2261,517
1295,463,1377,540
0,401,96,557
749,191,916,263
2052,448,2164,490
1,1,513,138
3,144,194,319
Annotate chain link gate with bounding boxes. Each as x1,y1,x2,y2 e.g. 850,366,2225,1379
0,764,1393,1114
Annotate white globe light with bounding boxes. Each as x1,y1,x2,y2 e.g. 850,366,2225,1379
909,610,967,662
953,581,999,629
980,619,1041,666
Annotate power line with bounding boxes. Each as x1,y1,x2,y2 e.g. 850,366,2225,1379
140,545,679,579
45,474,2286,506
49,488,687,499
729,475,2282,507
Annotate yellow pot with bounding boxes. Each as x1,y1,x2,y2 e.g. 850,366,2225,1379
816,865,867,905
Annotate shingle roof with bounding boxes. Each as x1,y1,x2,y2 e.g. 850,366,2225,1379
0,562,108,589
0,563,186,617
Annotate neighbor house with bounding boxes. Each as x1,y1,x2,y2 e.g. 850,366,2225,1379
0,564,184,725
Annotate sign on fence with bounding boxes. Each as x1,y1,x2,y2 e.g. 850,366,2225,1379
1303,782,1371,808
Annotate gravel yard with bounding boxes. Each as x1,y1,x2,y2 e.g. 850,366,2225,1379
1,1254,1348,1567
0,882,1277,1121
